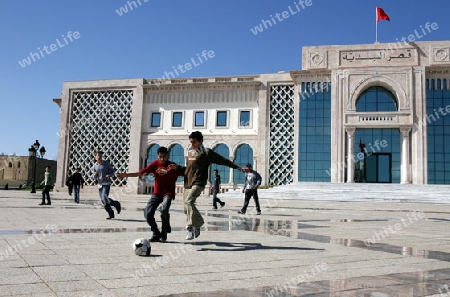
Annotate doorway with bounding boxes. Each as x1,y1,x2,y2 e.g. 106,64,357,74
364,153,392,183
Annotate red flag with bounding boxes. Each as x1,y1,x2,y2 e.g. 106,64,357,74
376,7,390,22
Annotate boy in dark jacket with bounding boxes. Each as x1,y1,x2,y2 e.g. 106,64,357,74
170,131,243,240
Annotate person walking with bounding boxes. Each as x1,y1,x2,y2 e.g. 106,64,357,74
91,150,121,219
39,166,53,205
211,169,225,210
117,147,184,242
65,174,73,196
70,167,84,204
170,131,243,240
238,163,262,215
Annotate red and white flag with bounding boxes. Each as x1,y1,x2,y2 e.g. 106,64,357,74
376,7,390,22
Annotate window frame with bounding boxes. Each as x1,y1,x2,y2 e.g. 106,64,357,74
194,110,207,128
238,109,252,128
171,111,184,128
216,110,229,128
150,111,162,128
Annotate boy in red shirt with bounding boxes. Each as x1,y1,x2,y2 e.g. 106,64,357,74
117,147,184,242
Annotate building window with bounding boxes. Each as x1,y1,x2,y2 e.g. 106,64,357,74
356,86,397,112
145,144,160,182
172,112,183,128
216,111,228,127
194,111,205,128
233,144,253,184
212,144,231,183
299,82,331,182
151,112,161,127
168,144,185,182
239,110,251,127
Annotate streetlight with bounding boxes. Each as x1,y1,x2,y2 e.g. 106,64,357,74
28,140,45,193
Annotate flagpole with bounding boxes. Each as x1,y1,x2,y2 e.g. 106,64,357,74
375,7,378,43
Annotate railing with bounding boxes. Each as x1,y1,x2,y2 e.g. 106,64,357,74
345,112,412,127
359,115,395,121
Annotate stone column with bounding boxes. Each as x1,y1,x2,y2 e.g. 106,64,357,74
229,155,235,186
346,127,356,183
400,127,412,184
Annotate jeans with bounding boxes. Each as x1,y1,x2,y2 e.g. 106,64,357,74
183,185,205,228
144,194,172,236
241,189,261,213
98,185,120,218
73,184,81,203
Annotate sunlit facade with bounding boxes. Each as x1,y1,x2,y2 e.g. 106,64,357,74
53,40,450,193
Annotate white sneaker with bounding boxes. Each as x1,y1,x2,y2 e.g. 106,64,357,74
194,227,201,238
186,228,194,240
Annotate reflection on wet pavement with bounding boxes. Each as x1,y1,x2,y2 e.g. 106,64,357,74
3,212,449,264
159,268,450,297
2,209,449,296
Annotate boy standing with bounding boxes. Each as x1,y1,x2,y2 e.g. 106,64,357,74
39,166,53,205
91,151,121,219
117,147,184,242
70,167,84,204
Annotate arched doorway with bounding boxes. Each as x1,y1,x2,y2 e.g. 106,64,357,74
354,86,400,183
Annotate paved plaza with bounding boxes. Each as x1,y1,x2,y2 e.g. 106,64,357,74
0,183,450,297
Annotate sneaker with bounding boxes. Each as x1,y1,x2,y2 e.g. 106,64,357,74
220,202,225,208
212,207,218,210
160,233,167,243
237,210,245,214
186,228,195,240
194,227,201,238
106,216,114,220
39,203,45,205
256,211,261,215
150,234,161,242
46,202,51,205
116,202,121,214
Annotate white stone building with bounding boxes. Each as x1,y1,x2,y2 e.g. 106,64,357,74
54,40,450,193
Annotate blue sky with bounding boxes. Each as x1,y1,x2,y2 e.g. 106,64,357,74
1,0,448,159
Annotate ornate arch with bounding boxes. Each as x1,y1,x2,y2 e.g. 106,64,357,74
349,75,408,111
231,141,257,159
166,141,185,153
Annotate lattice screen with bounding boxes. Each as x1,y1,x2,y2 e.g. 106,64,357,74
67,90,133,186
269,85,295,185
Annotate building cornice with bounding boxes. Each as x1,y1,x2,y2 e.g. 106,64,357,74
290,70,332,83
143,76,261,91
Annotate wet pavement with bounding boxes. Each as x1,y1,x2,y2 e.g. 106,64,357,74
0,182,449,296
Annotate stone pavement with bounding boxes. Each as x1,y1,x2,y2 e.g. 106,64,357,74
0,183,450,297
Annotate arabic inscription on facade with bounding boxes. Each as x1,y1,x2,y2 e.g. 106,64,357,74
340,49,417,67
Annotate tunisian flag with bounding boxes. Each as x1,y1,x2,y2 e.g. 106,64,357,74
376,7,390,22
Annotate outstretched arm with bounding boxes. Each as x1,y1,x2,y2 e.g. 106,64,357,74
167,164,186,174
209,150,243,171
116,172,143,179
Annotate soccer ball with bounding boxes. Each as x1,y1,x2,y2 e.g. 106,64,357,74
133,238,151,256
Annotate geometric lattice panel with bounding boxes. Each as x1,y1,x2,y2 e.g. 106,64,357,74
67,90,133,186
269,85,295,185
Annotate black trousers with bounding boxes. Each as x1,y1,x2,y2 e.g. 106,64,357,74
212,188,223,208
41,185,51,204
241,189,261,213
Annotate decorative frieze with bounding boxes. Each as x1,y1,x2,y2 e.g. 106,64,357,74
430,46,450,64
307,51,328,69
